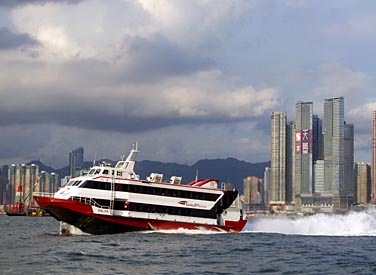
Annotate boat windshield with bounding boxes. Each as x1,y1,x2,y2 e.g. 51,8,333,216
94,169,101,175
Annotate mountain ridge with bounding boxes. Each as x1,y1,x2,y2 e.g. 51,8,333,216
27,158,271,193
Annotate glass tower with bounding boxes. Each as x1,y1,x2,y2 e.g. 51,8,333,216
323,96,344,195
295,101,313,195
344,122,354,204
69,147,84,178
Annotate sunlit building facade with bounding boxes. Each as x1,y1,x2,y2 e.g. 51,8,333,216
324,96,346,211
270,112,287,204
355,162,371,204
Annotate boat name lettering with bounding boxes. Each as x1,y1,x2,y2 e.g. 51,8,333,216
178,201,207,208
97,208,109,213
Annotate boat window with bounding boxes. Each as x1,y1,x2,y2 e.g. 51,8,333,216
95,169,101,175
115,161,125,168
103,169,109,175
117,171,122,176
74,181,82,186
88,169,95,175
77,181,85,187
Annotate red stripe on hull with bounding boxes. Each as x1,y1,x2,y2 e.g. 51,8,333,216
33,195,247,234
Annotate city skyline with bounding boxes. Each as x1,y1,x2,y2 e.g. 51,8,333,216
1,1,376,168
269,96,357,212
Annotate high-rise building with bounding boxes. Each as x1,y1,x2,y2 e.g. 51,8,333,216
6,164,40,206
323,96,346,211
69,147,84,178
270,112,287,204
372,111,376,204
344,122,355,204
0,167,2,205
36,171,60,196
313,160,325,193
355,162,371,204
312,115,324,161
263,167,270,208
295,101,313,199
286,121,296,204
243,176,263,204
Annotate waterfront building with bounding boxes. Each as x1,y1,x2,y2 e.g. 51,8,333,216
270,112,287,205
243,176,263,211
344,122,355,204
61,176,70,187
295,101,313,208
372,111,376,204
324,96,346,211
286,121,296,204
0,166,3,205
6,164,39,206
35,171,59,196
313,160,325,193
312,115,324,162
2,164,59,207
263,167,270,208
69,147,84,178
355,162,371,204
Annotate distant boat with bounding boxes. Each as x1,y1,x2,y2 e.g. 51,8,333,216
6,186,27,216
34,144,247,234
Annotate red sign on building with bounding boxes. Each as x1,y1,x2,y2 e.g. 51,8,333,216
296,129,312,154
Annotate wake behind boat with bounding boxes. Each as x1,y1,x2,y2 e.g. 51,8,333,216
33,144,246,234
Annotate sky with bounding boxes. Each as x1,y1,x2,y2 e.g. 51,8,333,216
1,0,376,168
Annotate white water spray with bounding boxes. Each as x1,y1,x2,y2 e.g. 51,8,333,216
244,208,376,236
143,228,226,235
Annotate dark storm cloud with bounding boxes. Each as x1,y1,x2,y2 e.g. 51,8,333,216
0,98,247,134
116,34,214,83
0,27,39,50
0,124,48,159
0,0,82,8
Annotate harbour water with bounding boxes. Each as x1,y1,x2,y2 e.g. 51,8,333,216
1,210,376,275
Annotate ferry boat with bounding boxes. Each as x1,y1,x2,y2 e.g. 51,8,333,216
33,144,247,234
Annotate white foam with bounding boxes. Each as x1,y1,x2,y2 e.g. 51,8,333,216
244,208,376,236
59,221,90,236
142,227,226,235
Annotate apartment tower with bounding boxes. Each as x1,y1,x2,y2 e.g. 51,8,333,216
295,101,313,205
69,147,84,178
372,111,376,204
324,96,346,211
355,162,371,204
270,112,287,204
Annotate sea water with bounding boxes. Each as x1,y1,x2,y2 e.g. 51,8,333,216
1,210,376,275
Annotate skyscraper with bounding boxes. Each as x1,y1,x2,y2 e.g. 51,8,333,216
270,112,287,204
263,167,271,208
372,111,376,204
295,101,313,198
286,121,296,204
69,147,84,178
323,96,346,211
312,115,323,161
355,162,371,204
243,176,263,210
6,164,40,206
344,122,354,204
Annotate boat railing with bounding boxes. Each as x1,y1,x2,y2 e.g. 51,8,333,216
33,192,55,198
70,196,110,210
